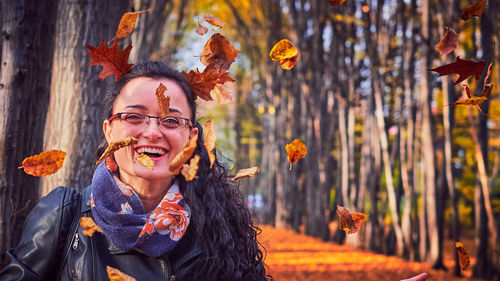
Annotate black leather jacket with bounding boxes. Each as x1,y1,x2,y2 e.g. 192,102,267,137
0,186,208,281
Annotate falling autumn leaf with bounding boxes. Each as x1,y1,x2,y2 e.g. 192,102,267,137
204,119,216,168
461,0,487,21
96,137,138,164
233,167,260,180
211,84,232,104
155,83,170,119
87,40,133,81
181,155,200,181
136,153,154,170
80,217,104,237
196,22,209,35
435,27,458,55
203,14,225,28
329,0,347,7
107,266,137,281
169,134,198,174
115,9,151,40
455,241,471,271
270,39,300,70
200,33,241,73
336,205,367,234
18,150,67,177
429,56,486,85
285,139,307,170
182,68,235,101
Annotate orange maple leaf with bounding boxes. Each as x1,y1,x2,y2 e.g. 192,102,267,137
285,139,307,170
18,150,67,177
169,134,199,174
200,33,240,73
87,40,133,81
96,137,138,164
435,27,458,56
270,39,300,70
233,167,260,180
182,68,235,101
336,205,367,234
80,217,104,237
107,266,137,281
455,241,471,271
429,56,486,85
203,14,225,28
461,0,487,21
115,9,151,40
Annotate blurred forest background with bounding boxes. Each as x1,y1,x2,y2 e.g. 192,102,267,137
1,0,500,279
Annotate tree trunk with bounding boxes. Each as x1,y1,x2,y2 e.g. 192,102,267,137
41,0,129,195
0,0,59,266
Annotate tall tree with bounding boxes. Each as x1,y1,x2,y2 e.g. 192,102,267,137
0,0,59,266
41,0,129,195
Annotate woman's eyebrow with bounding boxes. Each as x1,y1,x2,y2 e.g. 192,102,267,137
168,108,181,113
124,104,148,110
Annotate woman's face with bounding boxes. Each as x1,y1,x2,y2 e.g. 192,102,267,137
103,77,198,183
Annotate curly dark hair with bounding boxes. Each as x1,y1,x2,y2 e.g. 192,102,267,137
96,61,272,281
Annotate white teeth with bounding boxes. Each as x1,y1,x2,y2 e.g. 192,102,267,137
136,147,166,155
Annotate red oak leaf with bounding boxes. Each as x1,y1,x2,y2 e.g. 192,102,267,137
182,68,235,101
87,40,133,81
429,56,486,85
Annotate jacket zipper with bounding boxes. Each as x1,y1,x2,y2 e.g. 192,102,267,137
72,233,80,249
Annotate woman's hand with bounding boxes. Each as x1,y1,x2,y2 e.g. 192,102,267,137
400,273,428,281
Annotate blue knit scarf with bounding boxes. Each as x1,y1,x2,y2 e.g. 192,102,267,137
90,161,191,257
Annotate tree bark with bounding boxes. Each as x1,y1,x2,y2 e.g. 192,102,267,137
0,0,59,266
41,0,129,195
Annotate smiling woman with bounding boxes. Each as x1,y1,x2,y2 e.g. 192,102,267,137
0,61,272,281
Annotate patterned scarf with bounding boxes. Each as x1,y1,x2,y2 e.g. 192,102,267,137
90,160,191,257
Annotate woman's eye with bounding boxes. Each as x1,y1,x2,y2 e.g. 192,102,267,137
124,114,143,121
162,117,180,126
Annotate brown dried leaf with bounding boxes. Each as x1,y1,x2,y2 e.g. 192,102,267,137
233,167,260,180
136,153,154,170
211,84,232,104
200,33,240,72
285,139,307,170
96,137,138,164
280,53,301,70
270,39,300,70
181,155,200,181
18,150,67,177
483,62,493,87
461,0,487,21
116,9,151,40
155,83,170,119
455,241,471,271
107,266,137,281
182,68,235,101
203,14,225,28
436,27,458,55
449,96,487,106
169,134,198,174
336,205,367,234
87,40,133,82
429,56,486,85
329,0,347,7
204,119,216,168
80,217,104,237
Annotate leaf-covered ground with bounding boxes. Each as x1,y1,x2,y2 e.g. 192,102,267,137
258,225,480,281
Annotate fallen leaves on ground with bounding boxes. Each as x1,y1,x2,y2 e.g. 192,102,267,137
80,217,104,237
18,150,67,177
429,56,486,85
233,167,260,180
169,134,198,174
258,225,480,281
285,139,307,170
96,137,138,164
87,40,133,81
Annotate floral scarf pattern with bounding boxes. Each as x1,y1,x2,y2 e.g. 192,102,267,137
90,161,191,257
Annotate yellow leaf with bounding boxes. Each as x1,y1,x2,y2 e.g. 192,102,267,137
135,153,154,170
116,9,151,40
203,119,216,168
285,139,307,170
270,39,300,69
233,167,260,180
18,150,67,177
80,217,103,237
181,155,200,181
169,134,198,174
96,137,138,164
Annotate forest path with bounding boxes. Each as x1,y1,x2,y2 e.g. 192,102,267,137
258,225,480,281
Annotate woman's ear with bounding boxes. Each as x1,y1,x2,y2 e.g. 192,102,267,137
189,126,199,139
103,119,112,144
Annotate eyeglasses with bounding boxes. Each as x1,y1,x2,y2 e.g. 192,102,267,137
109,112,192,131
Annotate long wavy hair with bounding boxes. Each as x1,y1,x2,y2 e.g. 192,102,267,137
96,61,272,281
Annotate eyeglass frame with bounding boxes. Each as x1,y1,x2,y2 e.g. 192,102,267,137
108,112,193,130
